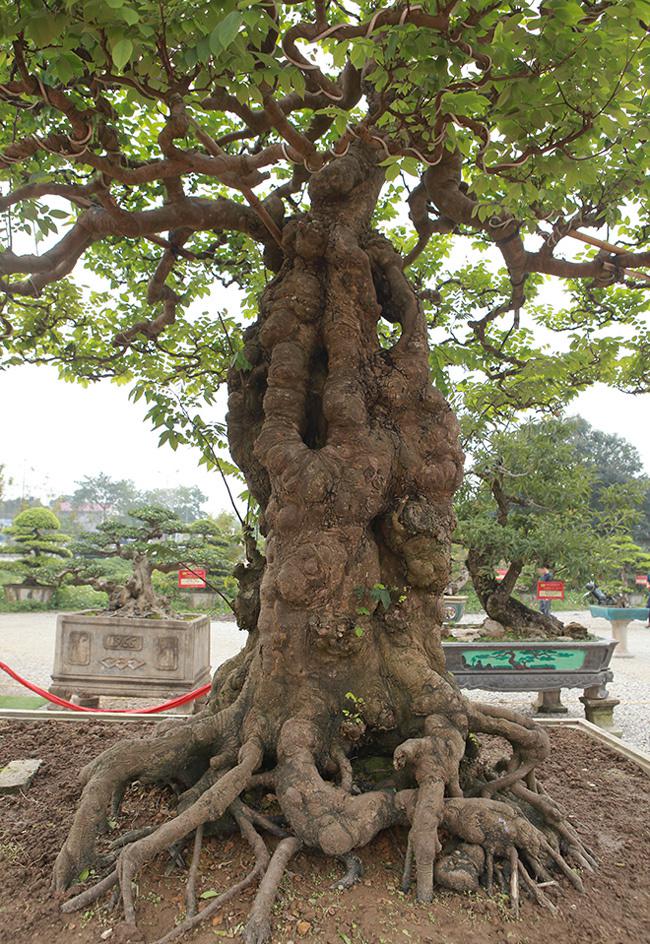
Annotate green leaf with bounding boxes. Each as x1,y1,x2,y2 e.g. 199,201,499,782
78,869,90,882
209,12,242,56
112,38,134,71
354,626,364,638
199,889,219,899
26,14,66,46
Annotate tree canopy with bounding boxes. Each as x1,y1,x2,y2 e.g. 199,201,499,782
0,0,648,465
457,416,645,584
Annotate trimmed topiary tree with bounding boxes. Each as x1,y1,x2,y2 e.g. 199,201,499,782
63,505,240,617
1,506,72,588
457,417,647,636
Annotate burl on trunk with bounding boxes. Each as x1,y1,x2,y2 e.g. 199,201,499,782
54,148,594,943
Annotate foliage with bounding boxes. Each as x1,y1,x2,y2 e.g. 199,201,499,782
567,417,650,546
138,485,207,523
0,1,647,468
65,504,242,610
456,417,644,591
0,506,72,585
69,473,141,519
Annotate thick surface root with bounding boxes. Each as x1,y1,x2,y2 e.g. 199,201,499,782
56,696,594,942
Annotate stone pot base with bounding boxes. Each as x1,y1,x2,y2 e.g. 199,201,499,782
49,610,210,708
3,584,56,604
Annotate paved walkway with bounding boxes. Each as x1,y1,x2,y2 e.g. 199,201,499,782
1,609,648,751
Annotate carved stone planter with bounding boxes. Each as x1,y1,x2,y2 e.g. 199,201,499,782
589,605,649,658
3,583,56,604
442,595,467,624
443,637,619,731
49,611,210,707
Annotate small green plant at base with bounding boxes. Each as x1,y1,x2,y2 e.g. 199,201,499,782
342,692,365,725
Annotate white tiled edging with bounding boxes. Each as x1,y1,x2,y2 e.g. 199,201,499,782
0,708,185,723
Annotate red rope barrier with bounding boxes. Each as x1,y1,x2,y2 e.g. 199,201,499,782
0,661,211,714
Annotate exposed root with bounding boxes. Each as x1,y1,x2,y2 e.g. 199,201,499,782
517,860,558,914
331,852,363,891
54,687,593,941
238,802,289,839
52,709,238,891
509,847,519,918
61,869,118,913
244,836,302,944
117,739,263,925
467,702,550,798
394,714,466,902
151,802,270,944
184,824,204,920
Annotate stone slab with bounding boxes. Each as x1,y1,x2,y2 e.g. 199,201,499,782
0,758,42,794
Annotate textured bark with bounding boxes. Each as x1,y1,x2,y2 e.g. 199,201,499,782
53,147,595,940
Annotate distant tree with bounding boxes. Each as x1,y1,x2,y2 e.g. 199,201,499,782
0,507,71,586
70,473,140,520
567,418,650,546
63,505,237,617
139,485,207,523
568,417,644,484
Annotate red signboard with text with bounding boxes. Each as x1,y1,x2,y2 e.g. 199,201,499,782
635,574,649,587
536,580,565,600
178,568,207,589
496,568,509,582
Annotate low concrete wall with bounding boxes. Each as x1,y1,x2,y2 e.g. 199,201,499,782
4,584,55,604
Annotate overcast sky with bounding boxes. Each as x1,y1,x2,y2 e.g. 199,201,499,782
0,362,648,514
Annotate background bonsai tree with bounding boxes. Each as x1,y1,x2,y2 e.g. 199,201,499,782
64,505,240,617
457,417,644,637
0,507,71,588
1,2,649,935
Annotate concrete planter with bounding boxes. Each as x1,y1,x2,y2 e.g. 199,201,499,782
589,605,649,658
442,595,467,624
179,589,219,610
443,637,619,730
3,583,56,604
49,610,210,708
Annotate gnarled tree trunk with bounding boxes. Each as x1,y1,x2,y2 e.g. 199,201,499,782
466,551,583,638
53,148,594,942
466,552,587,639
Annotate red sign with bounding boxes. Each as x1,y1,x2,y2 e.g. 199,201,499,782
537,580,565,600
635,575,649,587
496,568,509,582
178,568,207,589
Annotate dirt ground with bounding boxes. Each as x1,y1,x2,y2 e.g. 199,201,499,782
1,720,649,944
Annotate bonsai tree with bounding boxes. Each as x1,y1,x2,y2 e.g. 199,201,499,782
457,417,643,637
64,506,240,617
0,507,72,587
0,2,648,934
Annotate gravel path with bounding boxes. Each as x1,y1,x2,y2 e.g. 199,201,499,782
1,608,649,752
